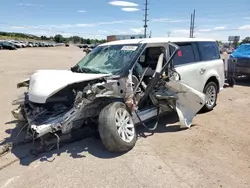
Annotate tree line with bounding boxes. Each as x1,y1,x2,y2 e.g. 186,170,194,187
0,31,41,40
216,37,250,47
241,37,250,44
0,31,106,44
1,31,249,45
53,34,106,44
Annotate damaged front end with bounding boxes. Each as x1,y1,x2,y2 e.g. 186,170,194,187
11,73,134,142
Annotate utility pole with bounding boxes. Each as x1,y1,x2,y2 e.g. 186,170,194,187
149,30,152,38
189,13,193,38
143,0,149,38
192,9,196,38
167,31,171,37
189,9,196,38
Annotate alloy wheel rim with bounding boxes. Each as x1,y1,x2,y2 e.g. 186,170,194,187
206,85,216,107
115,108,135,143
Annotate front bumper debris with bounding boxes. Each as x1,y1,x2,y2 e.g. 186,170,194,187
11,106,25,121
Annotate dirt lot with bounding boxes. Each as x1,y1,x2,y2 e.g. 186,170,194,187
0,47,250,188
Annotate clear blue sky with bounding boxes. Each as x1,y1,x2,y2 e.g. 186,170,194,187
0,0,249,41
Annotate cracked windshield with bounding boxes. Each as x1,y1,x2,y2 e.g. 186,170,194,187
73,44,142,74
0,0,249,188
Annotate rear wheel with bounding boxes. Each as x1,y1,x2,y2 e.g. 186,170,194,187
98,102,137,152
202,81,218,112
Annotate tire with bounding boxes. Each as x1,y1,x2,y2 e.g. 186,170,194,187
98,102,137,152
202,81,218,112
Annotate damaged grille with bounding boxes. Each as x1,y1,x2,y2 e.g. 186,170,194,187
25,103,69,125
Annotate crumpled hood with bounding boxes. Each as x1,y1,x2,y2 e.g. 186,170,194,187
28,69,110,103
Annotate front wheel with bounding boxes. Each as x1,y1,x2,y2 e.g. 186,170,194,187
202,81,218,112
98,102,137,152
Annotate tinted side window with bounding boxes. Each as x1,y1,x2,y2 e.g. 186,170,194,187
170,43,195,66
197,42,220,61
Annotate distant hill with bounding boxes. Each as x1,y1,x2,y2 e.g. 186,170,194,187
0,31,106,44
0,31,42,41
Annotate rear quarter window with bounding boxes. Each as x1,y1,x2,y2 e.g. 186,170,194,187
197,42,220,61
169,43,196,66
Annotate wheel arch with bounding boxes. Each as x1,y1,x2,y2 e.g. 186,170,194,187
204,76,220,92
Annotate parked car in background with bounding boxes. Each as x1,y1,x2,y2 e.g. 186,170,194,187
9,41,22,48
78,44,88,48
0,40,60,49
19,41,25,48
27,42,34,47
230,43,250,77
82,44,98,53
37,42,43,47
48,43,54,47
33,43,38,47
8,41,21,48
19,41,27,48
0,41,17,50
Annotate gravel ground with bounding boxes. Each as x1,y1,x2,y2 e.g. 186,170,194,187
0,47,249,188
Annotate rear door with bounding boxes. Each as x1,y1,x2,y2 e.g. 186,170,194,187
169,41,224,92
196,41,225,91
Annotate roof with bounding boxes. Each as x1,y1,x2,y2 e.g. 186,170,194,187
100,37,216,46
107,34,144,37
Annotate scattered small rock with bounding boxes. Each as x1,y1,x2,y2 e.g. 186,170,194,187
158,166,162,170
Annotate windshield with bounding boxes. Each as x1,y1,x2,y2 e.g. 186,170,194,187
72,44,143,75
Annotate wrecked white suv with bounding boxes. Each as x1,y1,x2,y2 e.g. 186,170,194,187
12,38,225,153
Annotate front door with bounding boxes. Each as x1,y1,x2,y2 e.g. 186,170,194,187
149,43,207,128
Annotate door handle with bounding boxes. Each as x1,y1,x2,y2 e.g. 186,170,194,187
200,68,206,74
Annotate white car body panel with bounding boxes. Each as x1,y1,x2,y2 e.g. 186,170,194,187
101,37,216,46
28,70,110,103
175,63,203,92
201,59,225,91
175,59,225,93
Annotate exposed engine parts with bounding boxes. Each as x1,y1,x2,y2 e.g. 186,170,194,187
11,75,138,142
